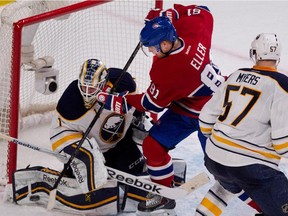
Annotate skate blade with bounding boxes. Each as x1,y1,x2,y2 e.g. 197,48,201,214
136,209,177,216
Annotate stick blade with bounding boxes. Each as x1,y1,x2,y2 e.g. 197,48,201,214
47,189,57,210
179,172,210,193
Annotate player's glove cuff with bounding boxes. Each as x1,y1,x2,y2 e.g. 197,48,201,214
96,91,130,114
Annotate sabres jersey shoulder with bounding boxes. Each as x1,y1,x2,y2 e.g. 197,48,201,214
56,80,89,120
240,68,288,93
56,68,137,121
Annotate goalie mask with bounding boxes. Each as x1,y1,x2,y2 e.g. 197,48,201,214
78,59,108,109
250,33,281,64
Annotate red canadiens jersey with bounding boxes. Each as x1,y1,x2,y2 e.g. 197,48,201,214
127,4,225,118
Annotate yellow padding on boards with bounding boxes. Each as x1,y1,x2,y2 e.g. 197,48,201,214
0,1,15,6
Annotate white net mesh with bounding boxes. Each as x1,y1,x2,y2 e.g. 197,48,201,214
0,0,156,184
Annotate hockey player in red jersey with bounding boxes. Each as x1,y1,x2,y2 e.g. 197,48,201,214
96,4,262,215
96,4,224,215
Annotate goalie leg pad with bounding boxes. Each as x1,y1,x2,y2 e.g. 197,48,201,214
63,137,108,193
13,166,119,215
119,183,149,212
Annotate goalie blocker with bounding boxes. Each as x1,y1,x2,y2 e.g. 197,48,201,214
12,159,186,215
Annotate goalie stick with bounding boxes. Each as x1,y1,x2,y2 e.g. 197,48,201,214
0,133,210,199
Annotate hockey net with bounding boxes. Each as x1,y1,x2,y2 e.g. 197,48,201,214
0,0,162,185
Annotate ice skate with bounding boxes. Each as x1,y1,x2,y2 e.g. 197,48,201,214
136,193,176,216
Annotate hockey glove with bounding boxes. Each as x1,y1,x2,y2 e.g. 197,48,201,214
96,91,130,114
145,8,162,22
145,8,179,23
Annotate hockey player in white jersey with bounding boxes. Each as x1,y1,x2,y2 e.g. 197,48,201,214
199,33,288,216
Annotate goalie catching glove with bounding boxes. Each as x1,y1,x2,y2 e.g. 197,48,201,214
96,90,130,115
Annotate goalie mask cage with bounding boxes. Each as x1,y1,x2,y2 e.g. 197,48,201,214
0,0,163,185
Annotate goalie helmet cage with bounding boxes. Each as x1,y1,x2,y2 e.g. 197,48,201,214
0,0,163,185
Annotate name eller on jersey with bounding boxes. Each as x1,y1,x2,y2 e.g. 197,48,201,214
190,42,207,71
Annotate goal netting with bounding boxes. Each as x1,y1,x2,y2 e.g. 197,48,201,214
0,0,161,185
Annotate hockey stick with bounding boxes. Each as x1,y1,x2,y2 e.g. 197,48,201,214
107,167,209,199
0,133,210,199
0,133,68,161
46,42,142,210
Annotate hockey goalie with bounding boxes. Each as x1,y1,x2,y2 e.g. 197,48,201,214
12,59,187,215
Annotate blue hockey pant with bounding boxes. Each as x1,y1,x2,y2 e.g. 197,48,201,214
205,155,288,216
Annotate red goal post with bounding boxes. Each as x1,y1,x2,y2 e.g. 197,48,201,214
0,0,162,185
